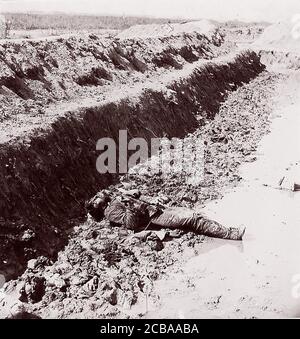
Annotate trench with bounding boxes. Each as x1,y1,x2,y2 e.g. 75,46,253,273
0,50,265,279
147,71,300,319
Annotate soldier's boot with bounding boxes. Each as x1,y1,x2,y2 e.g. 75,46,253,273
226,226,246,241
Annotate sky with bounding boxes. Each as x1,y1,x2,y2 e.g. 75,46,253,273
0,0,300,23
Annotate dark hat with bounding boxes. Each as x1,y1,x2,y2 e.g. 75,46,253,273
86,191,111,222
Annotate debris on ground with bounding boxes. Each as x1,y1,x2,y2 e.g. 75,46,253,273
0,70,282,319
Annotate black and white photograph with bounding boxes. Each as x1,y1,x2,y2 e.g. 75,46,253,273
0,0,299,322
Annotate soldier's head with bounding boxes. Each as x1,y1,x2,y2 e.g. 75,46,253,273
86,190,111,222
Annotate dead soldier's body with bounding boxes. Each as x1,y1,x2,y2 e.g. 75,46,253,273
86,189,246,241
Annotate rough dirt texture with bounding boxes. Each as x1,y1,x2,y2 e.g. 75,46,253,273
0,22,231,278
0,47,264,279
0,22,227,127
0,70,281,319
147,71,300,319
1,21,295,319
222,22,267,45
259,50,300,71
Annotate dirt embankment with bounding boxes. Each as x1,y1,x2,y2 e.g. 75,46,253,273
0,21,230,278
0,49,265,279
259,50,300,70
0,23,228,123
222,24,266,44
0,70,280,319
253,21,300,70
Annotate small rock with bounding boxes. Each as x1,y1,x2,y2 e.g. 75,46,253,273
27,259,37,270
19,276,46,304
21,229,36,242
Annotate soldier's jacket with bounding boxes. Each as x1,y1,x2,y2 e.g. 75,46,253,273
104,198,151,231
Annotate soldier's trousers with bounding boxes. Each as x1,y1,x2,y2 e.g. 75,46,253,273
151,207,241,240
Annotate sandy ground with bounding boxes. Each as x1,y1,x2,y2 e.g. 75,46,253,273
144,70,300,319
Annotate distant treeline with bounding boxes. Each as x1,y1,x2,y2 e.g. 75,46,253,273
4,13,180,31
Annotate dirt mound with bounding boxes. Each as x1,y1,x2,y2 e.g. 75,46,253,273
255,21,300,53
0,27,231,127
117,20,216,39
